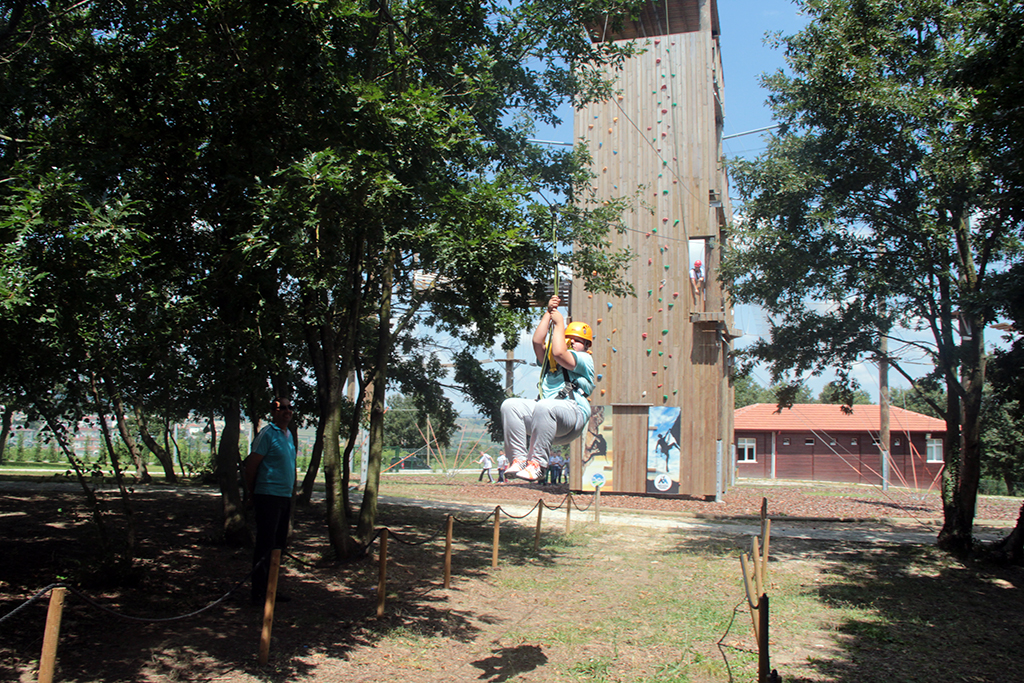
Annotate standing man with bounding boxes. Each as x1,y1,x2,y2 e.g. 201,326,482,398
496,450,508,483
245,398,297,606
477,450,494,483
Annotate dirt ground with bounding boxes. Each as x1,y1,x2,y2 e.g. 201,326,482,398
1,477,1022,682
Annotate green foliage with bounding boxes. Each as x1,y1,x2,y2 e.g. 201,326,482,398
722,0,1023,550
890,385,946,420
818,381,871,406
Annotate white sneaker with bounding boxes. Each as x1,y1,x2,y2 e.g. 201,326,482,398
515,460,544,482
504,457,528,477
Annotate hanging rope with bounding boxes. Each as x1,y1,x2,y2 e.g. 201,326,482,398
537,210,561,397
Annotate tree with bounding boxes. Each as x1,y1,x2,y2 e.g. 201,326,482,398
383,394,455,450
722,0,1021,555
733,373,773,409
2,0,636,563
817,382,871,406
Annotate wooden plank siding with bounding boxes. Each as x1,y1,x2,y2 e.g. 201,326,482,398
571,0,734,497
735,429,945,489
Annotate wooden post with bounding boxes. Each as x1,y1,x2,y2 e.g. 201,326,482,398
534,501,544,552
259,549,282,665
594,486,601,524
444,515,454,589
491,507,500,569
758,594,770,683
37,586,66,683
761,518,771,584
739,554,759,641
565,492,572,533
377,529,388,617
751,536,764,598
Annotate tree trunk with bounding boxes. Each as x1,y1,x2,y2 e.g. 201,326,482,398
989,501,1024,564
216,396,250,546
208,413,218,464
938,210,987,557
104,376,151,483
296,418,324,506
358,250,395,540
90,373,136,559
37,400,112,557
0,404,13,464
166,418,187,479
135,407,177,482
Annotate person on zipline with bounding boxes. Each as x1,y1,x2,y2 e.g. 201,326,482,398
502,295,595,482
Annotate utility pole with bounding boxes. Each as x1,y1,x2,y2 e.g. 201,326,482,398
880,330,890,491
485,350,525,395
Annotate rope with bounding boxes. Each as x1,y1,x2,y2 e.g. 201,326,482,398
495,500,542,520
385,523,447,547
571,495,595,512
452,509,497,526
0,583,69,626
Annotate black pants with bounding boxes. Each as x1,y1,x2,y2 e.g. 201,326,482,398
252,493,292,603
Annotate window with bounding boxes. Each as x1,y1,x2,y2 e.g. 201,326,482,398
851,437,858,445
805,438,815,446
927,438,943,463
737,438,756,462
782,438,790,446
894,438,901,447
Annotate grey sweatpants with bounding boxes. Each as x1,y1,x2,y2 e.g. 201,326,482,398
501,397,589,468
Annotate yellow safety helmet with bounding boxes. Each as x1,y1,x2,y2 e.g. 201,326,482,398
565,321,594,345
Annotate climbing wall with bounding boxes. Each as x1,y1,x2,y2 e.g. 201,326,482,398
572,0,735,498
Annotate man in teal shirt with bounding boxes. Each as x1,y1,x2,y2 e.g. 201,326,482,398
245,398,297,605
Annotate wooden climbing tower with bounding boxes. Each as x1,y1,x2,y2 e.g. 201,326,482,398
571,0,738,498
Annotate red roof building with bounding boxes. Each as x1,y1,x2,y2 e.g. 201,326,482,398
734,404,947,489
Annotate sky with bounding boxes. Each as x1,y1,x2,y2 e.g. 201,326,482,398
440,0,940,415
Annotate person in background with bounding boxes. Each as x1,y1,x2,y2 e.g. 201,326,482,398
689,259,705,308
548,452,564,486
496,450,508,483
245,398,297,606
477,450,494,483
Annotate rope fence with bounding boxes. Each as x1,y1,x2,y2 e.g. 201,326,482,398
1,488,606,676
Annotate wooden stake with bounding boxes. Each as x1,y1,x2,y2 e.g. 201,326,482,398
491,507,501,569
594,486,601,524
751,536,764,598
739,554,759,641
37,586,66,683
259,549,282,665
444,515,454,589
761,518,771,586
565,492,572,533
534,501,544,552
376,529,388,617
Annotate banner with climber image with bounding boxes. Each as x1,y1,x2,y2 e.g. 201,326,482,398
646,406,681,494
581,405,613,492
